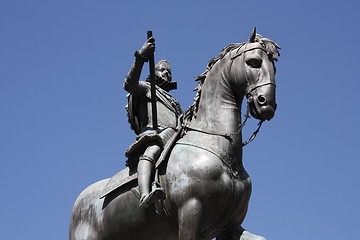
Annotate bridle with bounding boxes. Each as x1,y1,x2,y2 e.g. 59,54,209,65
233,44,276,145
231,44,277,96
184,44,276,146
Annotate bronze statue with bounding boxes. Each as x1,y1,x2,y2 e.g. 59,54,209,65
69,28,280,240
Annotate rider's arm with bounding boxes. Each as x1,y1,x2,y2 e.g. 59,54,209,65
123,56,147,95
124,38,155,96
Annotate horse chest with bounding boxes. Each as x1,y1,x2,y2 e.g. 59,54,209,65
166,145,251,222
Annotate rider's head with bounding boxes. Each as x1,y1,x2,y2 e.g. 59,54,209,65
147,60,177,92
155,60,172,83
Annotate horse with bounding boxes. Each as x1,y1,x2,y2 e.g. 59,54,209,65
69,28,280,240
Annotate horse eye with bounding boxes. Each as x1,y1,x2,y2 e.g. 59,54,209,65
246,59,262,68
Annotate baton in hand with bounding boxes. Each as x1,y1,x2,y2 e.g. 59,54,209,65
147,30,158,130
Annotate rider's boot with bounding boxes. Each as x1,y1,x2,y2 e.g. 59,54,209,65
138,155,165,208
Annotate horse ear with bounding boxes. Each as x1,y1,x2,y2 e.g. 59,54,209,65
249,27,256,43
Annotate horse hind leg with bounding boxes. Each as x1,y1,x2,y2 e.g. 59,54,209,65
69,179,108,240
216,226,266,240
69,202,101,240
178,198,203,240
70,221,99,240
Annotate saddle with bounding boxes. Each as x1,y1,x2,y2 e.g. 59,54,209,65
99,126,182,199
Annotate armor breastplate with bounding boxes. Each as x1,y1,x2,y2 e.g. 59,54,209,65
127,84,183,134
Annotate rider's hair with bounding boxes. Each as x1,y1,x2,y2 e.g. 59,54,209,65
155,59,171,73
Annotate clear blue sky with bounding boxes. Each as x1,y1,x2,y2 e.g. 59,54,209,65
1,1,359,239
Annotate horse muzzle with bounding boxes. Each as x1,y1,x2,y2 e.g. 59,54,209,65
247,84,277,121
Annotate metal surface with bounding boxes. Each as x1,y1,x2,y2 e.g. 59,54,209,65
69,28,280,240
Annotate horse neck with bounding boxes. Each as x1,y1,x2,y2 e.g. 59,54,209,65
187,56,246,172
190,56,244,136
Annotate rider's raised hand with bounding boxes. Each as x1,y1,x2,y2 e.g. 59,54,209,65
138,37,155,59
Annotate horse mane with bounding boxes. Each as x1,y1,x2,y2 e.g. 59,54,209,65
184,34,280,124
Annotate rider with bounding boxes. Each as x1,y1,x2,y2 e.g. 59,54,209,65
124,37,183,208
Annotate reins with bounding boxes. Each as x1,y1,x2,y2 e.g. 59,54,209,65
183,101,264,146
241,101,264,146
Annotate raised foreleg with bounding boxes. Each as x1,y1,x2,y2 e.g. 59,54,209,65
178,198,203,240
216,226,265,240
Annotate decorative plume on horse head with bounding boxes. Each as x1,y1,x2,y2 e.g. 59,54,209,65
70,27,281,240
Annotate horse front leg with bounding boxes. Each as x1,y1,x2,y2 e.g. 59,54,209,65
216,226,266,240
178,198,203,240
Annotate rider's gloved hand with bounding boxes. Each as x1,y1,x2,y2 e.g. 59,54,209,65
138,37,155,59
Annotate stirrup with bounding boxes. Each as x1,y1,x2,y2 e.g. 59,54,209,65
139,186,166,208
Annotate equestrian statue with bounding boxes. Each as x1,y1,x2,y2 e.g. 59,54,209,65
69,27,280,240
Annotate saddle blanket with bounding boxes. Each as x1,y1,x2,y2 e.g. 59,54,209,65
99,167,137,199
99,126,182,199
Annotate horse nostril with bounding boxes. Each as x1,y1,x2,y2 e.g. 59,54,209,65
257,95,267,105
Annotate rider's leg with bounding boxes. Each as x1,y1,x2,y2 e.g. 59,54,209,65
137,158,154,200
138,144,164,208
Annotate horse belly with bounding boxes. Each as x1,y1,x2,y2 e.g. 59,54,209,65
70,179,177,240
97,180,179,240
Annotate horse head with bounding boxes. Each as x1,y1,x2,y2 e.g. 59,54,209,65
229,27,280,121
